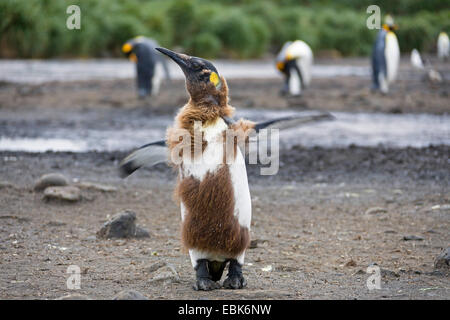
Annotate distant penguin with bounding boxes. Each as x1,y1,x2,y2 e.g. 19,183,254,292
410,49,424,69
437,32,449,61
276,40,313,96
371,15,400,94
122,37,170,98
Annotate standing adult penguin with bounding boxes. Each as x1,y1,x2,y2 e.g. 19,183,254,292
122,37,170,98
371,15,400,94
276,40,313,96
118,47,333,291
437,31,449,61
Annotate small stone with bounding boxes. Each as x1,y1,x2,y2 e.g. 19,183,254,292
43,186,81,202
113,290,148,300
34,173,68,191
148,264,180,284
56,294,91,300
261,265,272,272
431,204,450,211
0,181,15,189
97,210,150,239
147,261,167,273
249,239,268,249
403,235,424,241
434,248,450,271
365,207,387,215
45,221,66,227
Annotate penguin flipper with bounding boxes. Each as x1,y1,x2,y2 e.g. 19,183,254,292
254,112,335,133
119,140,167,178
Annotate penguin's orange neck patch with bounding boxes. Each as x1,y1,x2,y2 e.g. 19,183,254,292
129,53,138,62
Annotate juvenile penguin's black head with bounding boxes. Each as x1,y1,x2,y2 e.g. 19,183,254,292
156,47,226,106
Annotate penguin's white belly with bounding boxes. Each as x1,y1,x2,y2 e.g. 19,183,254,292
288,66,301,96
438,33,449,58
152,62,163,95
179,118,251,267
385,32,400,83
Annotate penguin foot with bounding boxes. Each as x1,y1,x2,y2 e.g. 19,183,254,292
223,274,247,289
222,259,247,289
193,259,220,291
193,278,221,291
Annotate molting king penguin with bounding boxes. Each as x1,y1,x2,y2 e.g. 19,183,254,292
153,47,254,291
276,40,313,96
371,15,400,94
118,47,334,291
437,31,449,61
122,37,170,98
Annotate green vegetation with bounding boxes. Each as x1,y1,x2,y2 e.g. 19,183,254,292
0,0,449,59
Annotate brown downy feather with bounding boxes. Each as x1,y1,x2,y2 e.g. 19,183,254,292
177,165,250,256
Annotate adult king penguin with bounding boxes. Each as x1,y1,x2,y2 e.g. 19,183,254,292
276,40,313,96
122,37,170,98
437,31,449,61
371,15,400,94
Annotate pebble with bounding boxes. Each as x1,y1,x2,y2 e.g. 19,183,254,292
113,290,148,300
261,265,272,272
403,235,424,241
43,186,81,202
434,247,449,271
365,207,387,215
148,264,180,284
34,173,68,191
431,204,450,211
97,210,150,239
249,239,268,249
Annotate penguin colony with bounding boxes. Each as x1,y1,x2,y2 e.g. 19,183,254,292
122,36,170,98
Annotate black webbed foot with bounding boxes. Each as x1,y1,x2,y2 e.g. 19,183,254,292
193,278,221,291
193,259,220,291
223,259,247,289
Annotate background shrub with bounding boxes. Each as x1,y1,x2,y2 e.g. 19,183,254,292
0,0,448,59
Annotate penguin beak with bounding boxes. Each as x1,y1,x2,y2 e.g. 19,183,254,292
156,47,189,71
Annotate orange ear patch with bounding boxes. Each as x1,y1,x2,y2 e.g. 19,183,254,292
122,43,132,53
209,71,221,88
